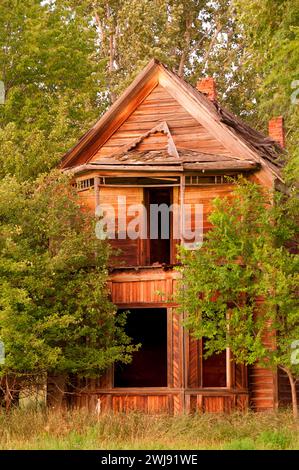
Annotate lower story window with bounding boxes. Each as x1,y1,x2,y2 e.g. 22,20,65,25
114,308,168,387
202,338,227,387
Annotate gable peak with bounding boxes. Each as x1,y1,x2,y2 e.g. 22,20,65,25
114,121,180,159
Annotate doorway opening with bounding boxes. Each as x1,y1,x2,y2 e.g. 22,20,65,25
114,308,168,388
144,188,172,265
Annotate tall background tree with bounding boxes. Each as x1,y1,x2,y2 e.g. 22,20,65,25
0,0,107,180
1,1,297,183
234,0,299,182
1,0,297,181
0,0,254,180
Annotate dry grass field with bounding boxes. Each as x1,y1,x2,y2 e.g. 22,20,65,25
0,408,298,450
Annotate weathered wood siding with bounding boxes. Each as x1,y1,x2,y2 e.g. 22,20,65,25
186,392,248,414
77,185,144,266
247,299,278,411
277,368,299,408
187,337,200,388
91,85,234,161
107,269,179,305
72,391,186,415
184,184,235,235
99,186,143,266
248,365,277,411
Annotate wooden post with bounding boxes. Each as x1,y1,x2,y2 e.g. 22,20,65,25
94,176,100,210
226,348,232,389
180,175,185,243
226,310,233,389
180,175,187,412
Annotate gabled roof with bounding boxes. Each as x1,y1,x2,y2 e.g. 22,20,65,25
61,59,284,180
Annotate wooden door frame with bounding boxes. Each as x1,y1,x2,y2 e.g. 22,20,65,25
141,187,174,266
111,305,172,390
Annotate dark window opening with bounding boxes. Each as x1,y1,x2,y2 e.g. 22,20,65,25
114,308,168,387
202,338,227,387
145,188,172,265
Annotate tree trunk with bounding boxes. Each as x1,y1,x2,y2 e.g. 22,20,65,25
281,367,298,419
178,17,191,78
178,50,187,78
47,373,67,410
93,5,117,103
0,376,20,411
106,3,117,103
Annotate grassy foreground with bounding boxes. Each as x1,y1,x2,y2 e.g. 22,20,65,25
0,408,298,450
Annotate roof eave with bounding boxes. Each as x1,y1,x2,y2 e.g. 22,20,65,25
60,59,160,169
66,161,259,177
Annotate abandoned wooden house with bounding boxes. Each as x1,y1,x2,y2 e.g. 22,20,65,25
60,59,290,414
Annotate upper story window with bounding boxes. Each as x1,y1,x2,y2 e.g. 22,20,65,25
144,187,172,265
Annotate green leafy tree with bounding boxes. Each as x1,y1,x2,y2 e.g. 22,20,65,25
0,0,262,181
0,0,107,180
2,1,296,184
234,0,299,183
61,1,244,105
0,171,137,409
177,180,299,417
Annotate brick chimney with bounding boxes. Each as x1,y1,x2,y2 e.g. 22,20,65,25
196,77,217,101
268,116,285,148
